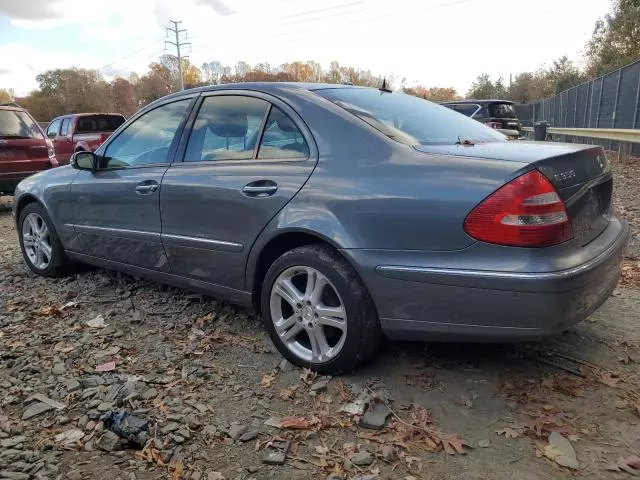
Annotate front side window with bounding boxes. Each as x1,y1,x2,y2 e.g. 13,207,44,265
185,95,269,162
258,107,309,159
0,110,43,139
60,118,70,136
102,99,190,169
453,104,481,117
317,88,506,145
46,119,61,138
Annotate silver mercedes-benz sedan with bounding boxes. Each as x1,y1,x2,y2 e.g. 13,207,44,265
13,82,629,373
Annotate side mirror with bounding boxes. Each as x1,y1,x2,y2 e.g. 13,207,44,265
71,151,97,171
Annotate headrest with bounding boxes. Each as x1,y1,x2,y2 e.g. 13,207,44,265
275,115,297,133
207,111,248,138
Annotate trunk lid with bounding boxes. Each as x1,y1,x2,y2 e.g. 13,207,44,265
414,142,613,246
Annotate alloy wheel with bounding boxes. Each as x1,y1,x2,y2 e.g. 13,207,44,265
269,266,347,363
22,212,53,270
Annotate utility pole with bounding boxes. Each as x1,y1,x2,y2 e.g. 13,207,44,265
165,20,191,91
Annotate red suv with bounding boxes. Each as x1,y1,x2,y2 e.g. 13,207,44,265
0,103,58,194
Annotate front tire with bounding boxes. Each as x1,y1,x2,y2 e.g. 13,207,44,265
18,202,68,277
261,244,381,374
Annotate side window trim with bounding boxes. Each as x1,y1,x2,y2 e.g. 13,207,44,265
98,96,198,170
174,90,316,165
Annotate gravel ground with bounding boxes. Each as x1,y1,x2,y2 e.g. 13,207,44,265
0,154,639,480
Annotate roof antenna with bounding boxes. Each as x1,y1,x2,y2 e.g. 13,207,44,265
379,77,392,93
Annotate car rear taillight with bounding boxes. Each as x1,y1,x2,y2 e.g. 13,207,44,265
464,170,573,247
485,121,501,129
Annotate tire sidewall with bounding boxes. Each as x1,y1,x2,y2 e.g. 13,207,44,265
18,203,63,276
261,247,372,372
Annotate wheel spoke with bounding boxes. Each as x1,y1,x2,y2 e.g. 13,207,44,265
274,278,303,308
40,242,52,262
27,215,39,235
303,268,317,300
308,327,332,361
317,315,346,332
35,248,44,268
309,274,328,305
37,221,49,238
316,304,346,320
23,234,36,247
282,322,304,342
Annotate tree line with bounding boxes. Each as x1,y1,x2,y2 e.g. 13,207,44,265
1,0,636,121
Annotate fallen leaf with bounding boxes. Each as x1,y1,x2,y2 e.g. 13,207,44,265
96,361,116,372
280,416,320,430
496,426,524,439
86,314,108,328
279,386,297,401
439,432,470,455
259,372,277,388
35,305,63,317
60,301,79,311
299,368,316,385
606,456,640,475
543,432,579,470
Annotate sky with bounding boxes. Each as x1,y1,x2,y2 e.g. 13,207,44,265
0,0,613,96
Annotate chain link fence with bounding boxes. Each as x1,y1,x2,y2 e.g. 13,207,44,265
514,59,640,154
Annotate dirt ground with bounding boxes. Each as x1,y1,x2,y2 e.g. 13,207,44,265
0,154,639,480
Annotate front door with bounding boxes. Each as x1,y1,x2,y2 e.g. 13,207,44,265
54,118,73,165
70,97,194,270
160,92,317,290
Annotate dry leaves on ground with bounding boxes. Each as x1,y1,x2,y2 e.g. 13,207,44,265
607,456,640,475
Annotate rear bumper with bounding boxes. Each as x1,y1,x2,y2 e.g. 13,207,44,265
342,216,629,341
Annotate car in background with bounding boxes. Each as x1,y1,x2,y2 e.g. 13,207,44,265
442,99,522,139
0,103,58,194
12,83,628,374
46,113,126,164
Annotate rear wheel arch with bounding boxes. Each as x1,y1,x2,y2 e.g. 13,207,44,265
249,230,356,314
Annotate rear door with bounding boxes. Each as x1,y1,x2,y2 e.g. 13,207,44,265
70,97,195,269
160,91,317,290
0,109,50,185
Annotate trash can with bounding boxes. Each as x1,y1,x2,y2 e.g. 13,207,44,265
534,121,548,141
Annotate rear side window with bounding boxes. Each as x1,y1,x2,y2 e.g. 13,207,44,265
452,104,480,117
488,102,517,119
317,88,505,145
60,118,71,136
185,96,269,162
0,110,43,139
76,115,126,133
258,107,309,159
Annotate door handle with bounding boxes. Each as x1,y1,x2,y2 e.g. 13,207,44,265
242,180,278,198
135,181,159,195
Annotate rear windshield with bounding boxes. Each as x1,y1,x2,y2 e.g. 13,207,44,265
76,115,126,133
488,102,517,119
317,88,505,145
0,110,43,139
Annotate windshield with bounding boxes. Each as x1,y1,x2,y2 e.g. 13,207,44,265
488,102,517,119
317,88,505,145
0,109,43,139
76,114,126,133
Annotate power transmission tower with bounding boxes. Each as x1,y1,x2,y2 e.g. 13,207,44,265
165,20,191,91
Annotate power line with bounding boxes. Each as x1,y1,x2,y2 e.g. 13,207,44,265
165,20,191,91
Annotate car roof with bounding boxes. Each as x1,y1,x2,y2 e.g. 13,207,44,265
52,112,126,120
158,81,367,102
442,99,514,105
0,104,25,112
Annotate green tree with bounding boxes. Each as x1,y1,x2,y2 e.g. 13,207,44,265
467,74,507,99
0,89,12,103
586,0,640,76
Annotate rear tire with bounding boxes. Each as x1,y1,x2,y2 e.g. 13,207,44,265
18,202,69,277
261,244,381,374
